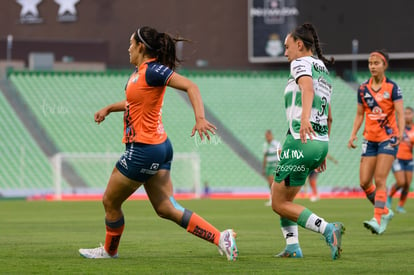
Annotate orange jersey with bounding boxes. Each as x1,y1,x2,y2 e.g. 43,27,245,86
122,59,174,144
357,77,402,142
396,126,414,160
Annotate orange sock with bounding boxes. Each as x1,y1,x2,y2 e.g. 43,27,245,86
104,216,125,256
181,210,220,245
374,190,388,224
389,183,399,198
399,189,409,207
363,184,376,205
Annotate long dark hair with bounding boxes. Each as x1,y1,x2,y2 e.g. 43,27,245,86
134,26,188,70
290,23,334,65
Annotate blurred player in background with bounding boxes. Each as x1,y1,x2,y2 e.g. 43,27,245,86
306,153,338,202
348,50,404,234
262,129,281,206
271,23,344,260
79,26,238,261
387,106,414,213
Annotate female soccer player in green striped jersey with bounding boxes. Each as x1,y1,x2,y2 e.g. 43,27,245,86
271,23,344,260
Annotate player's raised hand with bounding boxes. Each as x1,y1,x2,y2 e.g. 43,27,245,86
191,118,217,140
94,108,109,124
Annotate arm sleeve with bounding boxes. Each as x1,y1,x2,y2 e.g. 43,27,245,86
357,87,363,104
145,63,174,87
290,59,312,82
391,84,403,101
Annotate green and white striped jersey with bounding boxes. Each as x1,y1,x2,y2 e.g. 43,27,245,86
263,139,280,165
284,56,332,141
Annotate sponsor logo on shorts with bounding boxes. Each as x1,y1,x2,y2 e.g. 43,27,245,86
383,142,395,151
140,162,160,175
275,164,306,172
119,157,128,170
277,149,304,161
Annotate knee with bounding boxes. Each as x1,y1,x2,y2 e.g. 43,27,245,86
359,180,370,189
271,200,284,215
102,193,119,213
373,177,386,187
154,202,176,220
403,181,410,189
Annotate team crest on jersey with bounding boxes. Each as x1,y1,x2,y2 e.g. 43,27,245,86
383,91,390,99
372,106,383,114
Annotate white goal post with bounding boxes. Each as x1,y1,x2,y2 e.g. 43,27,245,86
51,152,201,200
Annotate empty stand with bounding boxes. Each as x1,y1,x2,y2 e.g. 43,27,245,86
6,70,405,196
0,89,58,195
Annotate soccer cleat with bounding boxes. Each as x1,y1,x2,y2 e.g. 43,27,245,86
363,218,380,234
323,222,344,260
396,206,407,214
386,196,392,208
218,229,238,261
79,243,118,259
310,195,320,202
274,244,303,258
379,209,394,234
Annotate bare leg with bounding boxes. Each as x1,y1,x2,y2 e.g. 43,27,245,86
103,168,143,221
271,180,303,221
102,168,144,255
399,171,412,209
360,157,377,204
144,169,238,260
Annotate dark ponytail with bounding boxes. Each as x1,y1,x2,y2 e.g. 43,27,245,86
291,23,334,65
134,26,188,70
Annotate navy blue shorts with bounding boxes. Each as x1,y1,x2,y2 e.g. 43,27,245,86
392,158,414,172
361,138,398,157
115,138,173,182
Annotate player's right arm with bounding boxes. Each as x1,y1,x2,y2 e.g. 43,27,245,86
94,100,126,124
348,104,365,149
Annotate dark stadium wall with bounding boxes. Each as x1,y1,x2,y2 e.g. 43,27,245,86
0,0,413,71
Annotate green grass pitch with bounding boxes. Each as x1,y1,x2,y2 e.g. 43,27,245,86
1,198,413,274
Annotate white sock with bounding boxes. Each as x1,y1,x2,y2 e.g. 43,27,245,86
281,225,299,245
305,214,328,234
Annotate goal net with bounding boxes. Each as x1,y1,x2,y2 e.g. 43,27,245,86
52,152,201,200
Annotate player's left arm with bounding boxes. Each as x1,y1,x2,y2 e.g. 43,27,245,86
168,73,217,140
394,99,405,146
298,75,316,143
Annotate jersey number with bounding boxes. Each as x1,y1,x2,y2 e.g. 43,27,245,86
318,96,327,116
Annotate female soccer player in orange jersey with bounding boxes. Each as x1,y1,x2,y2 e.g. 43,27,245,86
79,26,238,260
388,106,414,213
348,50,404,234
